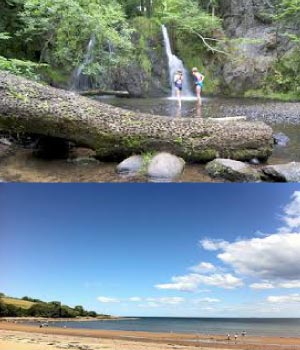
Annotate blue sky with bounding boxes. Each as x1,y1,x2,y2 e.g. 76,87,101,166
1,184,300,317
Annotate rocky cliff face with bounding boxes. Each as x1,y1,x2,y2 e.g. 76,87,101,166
219,0,299,94
112,33,170,98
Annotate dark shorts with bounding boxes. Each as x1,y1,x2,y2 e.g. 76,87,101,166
175,82,182,91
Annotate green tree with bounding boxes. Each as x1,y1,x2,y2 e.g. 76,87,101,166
74,305,86,316
19,0,134,77
0,299,9,317
154,0,223,54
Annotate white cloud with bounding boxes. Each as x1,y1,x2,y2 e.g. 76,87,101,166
97,297,120,303
193,297,221,303
155,273,243,292
155,274,202,292
128,297,142,302
146,297,185,305
146,302,159,308
217,232,300,280
200,239,228,251
250,282,275,290
267,294,300,303
282,191,300,229
278,281,300,288
189,262,216,274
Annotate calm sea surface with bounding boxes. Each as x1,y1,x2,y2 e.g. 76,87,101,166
46,317,300,337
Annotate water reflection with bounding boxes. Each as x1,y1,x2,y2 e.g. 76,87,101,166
195,102,202,118
175,105,182,118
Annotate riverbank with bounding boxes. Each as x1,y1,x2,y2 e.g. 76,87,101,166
1,322,300,350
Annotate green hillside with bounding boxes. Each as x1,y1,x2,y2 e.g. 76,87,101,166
0,293,106,318
2,297,35,309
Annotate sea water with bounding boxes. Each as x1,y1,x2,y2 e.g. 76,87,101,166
48,317,300,337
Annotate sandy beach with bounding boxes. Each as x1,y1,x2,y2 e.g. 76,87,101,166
1,321,300,350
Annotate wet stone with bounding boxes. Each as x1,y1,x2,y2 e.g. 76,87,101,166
206,158,261,182
262,162,300,182
117,155,143,174
273,132,290,147
147,152,185,181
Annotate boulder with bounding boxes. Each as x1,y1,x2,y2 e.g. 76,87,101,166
147,152,185,180
206,158,261,182
0,138,14,159
68,147,96,159
116,155,143,174
262,162,300,182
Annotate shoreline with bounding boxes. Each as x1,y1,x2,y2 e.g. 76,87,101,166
0,316,136,323
1,322,300,350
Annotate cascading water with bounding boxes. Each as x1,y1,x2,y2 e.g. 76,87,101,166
70,34,96,91
161,25,193,98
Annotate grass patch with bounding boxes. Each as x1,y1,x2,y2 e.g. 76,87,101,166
244,89,300,102
2,297,35,309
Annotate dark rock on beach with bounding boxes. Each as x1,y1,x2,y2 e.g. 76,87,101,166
206,158,261,182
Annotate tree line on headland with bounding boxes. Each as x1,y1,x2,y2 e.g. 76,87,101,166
0,0,299,99
0,293,107,318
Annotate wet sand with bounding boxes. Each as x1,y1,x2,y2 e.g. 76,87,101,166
1,322,300,350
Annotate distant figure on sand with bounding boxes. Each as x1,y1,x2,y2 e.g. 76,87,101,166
242,330,246,337
234,334,238,343
227,334,231,342
192,67,204,105
174,70,183,106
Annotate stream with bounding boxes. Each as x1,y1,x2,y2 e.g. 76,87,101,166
0,96,299,182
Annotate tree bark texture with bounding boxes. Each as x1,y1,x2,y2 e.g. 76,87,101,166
0,72,274,162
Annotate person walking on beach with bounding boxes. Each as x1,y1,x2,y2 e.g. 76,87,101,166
227,334,231,342
192,67,204,105
174,70,183,107
234,334,238,343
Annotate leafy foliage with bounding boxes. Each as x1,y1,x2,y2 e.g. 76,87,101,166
0,295,103,318
0,56,46,79
277,0,300,23
20,0,133,75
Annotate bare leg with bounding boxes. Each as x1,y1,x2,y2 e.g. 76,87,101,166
176,88,181,107
196,85,202,105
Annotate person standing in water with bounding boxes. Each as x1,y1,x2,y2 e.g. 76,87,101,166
174,70,183,107
192,67,204,105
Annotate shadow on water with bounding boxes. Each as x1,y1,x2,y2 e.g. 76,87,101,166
1,96,300,182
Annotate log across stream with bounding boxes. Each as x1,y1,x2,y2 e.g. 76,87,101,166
0,72,274,162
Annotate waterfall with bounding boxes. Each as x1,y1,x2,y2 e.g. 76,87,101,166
161,25,193,98
70,34,96,91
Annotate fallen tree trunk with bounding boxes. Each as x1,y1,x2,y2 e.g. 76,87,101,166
0,72,274,162
79,89,130,97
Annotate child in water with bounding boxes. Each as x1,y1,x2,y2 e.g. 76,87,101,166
174,70,183,106
192,67,204,105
